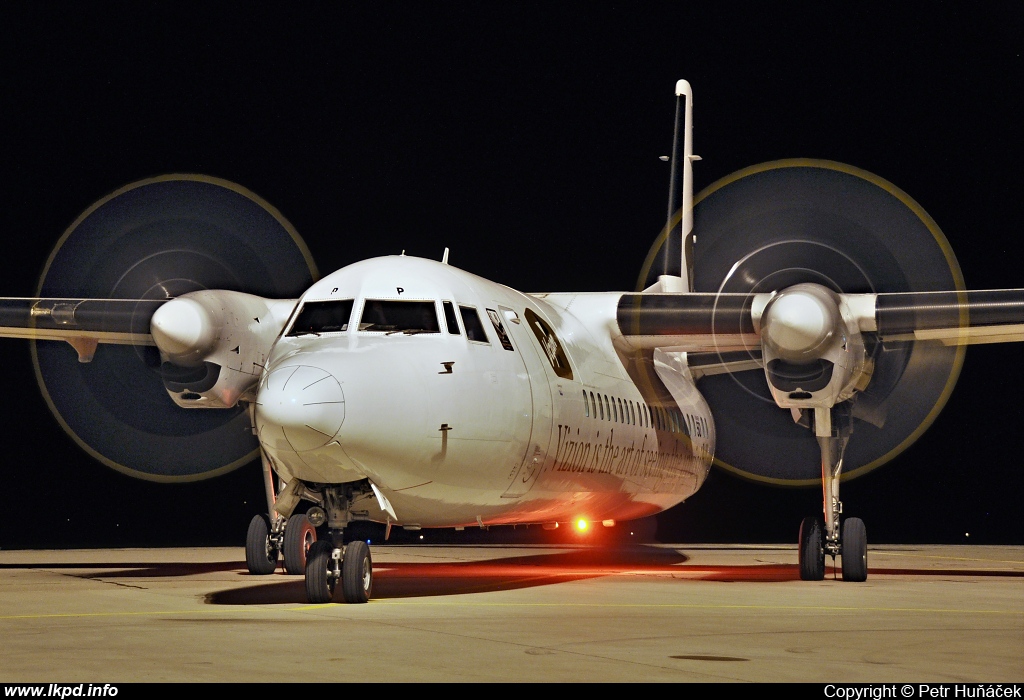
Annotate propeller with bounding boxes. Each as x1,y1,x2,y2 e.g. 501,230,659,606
33,174,318,482
638,160,964,485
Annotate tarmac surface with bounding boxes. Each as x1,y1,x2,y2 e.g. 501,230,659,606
0,544,1021,683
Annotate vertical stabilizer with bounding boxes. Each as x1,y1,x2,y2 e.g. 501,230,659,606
655,80,698,293
677,79,697,292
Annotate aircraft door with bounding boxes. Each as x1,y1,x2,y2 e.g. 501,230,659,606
498,305,553,498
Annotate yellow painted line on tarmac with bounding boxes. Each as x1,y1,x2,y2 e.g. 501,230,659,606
0,609,215,621
3,599,1022,621
326,600,1023,616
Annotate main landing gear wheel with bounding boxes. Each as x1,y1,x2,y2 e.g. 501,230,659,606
305,540,339,604
342,540,373,604
798,516,825,581
283,513,316,575
246,514,279,575
841,517,868,582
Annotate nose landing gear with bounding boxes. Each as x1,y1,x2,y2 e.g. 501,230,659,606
306,537,373,604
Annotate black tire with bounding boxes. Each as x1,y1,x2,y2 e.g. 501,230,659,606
841,517,868,582
341,540,373,604
305,540,337,604
245,514,278,575
798,516,825,581
283,513,316,575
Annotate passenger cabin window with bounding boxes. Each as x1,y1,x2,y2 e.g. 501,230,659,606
459,305,489,343
359,300,440,334
442,301,461,335
288,299,354,336
582,391,589,418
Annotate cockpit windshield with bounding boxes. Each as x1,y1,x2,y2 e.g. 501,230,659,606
359,300,440,334
287,299,354,336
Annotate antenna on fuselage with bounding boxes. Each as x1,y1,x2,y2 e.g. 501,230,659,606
442,247,449,264
656,79,699,293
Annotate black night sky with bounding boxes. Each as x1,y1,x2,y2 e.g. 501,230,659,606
1,4,1020,549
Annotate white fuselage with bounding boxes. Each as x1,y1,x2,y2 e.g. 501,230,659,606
255,256,714,528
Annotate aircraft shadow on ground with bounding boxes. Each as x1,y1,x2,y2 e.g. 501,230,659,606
0,561,241,577
4,548,1021,605
209,546,693,604
206,559,1024,605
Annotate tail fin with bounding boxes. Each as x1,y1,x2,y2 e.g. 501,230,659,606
654,79,698,293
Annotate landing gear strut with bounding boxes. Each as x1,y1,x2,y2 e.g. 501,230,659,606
246,450,285,575
797,407,868,581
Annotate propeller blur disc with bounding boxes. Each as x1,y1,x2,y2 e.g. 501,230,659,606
640,160,965,485
33,174,318,482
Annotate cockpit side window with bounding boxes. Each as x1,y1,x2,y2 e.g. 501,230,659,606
287,299,354,336
459,305,489,343
358,300,440,334
442,301,461,335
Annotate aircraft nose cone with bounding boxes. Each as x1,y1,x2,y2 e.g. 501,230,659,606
256,365,345,452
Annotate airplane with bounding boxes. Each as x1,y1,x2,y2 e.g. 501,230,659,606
1,80,1021,604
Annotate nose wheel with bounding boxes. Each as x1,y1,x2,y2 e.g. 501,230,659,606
305,535,373,604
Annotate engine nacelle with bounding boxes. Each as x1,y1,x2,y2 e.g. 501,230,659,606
151,290,297,408
758,283,871,410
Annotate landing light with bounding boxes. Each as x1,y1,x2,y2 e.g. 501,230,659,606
575,519,588,532
306,507,327,528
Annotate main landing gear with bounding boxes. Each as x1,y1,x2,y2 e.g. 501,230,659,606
244,512,317,576
797,407,868,582
245,477,374,604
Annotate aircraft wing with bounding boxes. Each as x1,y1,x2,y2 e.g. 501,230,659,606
868,290,1024,345
0,298,164,361
614,289,1024,353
